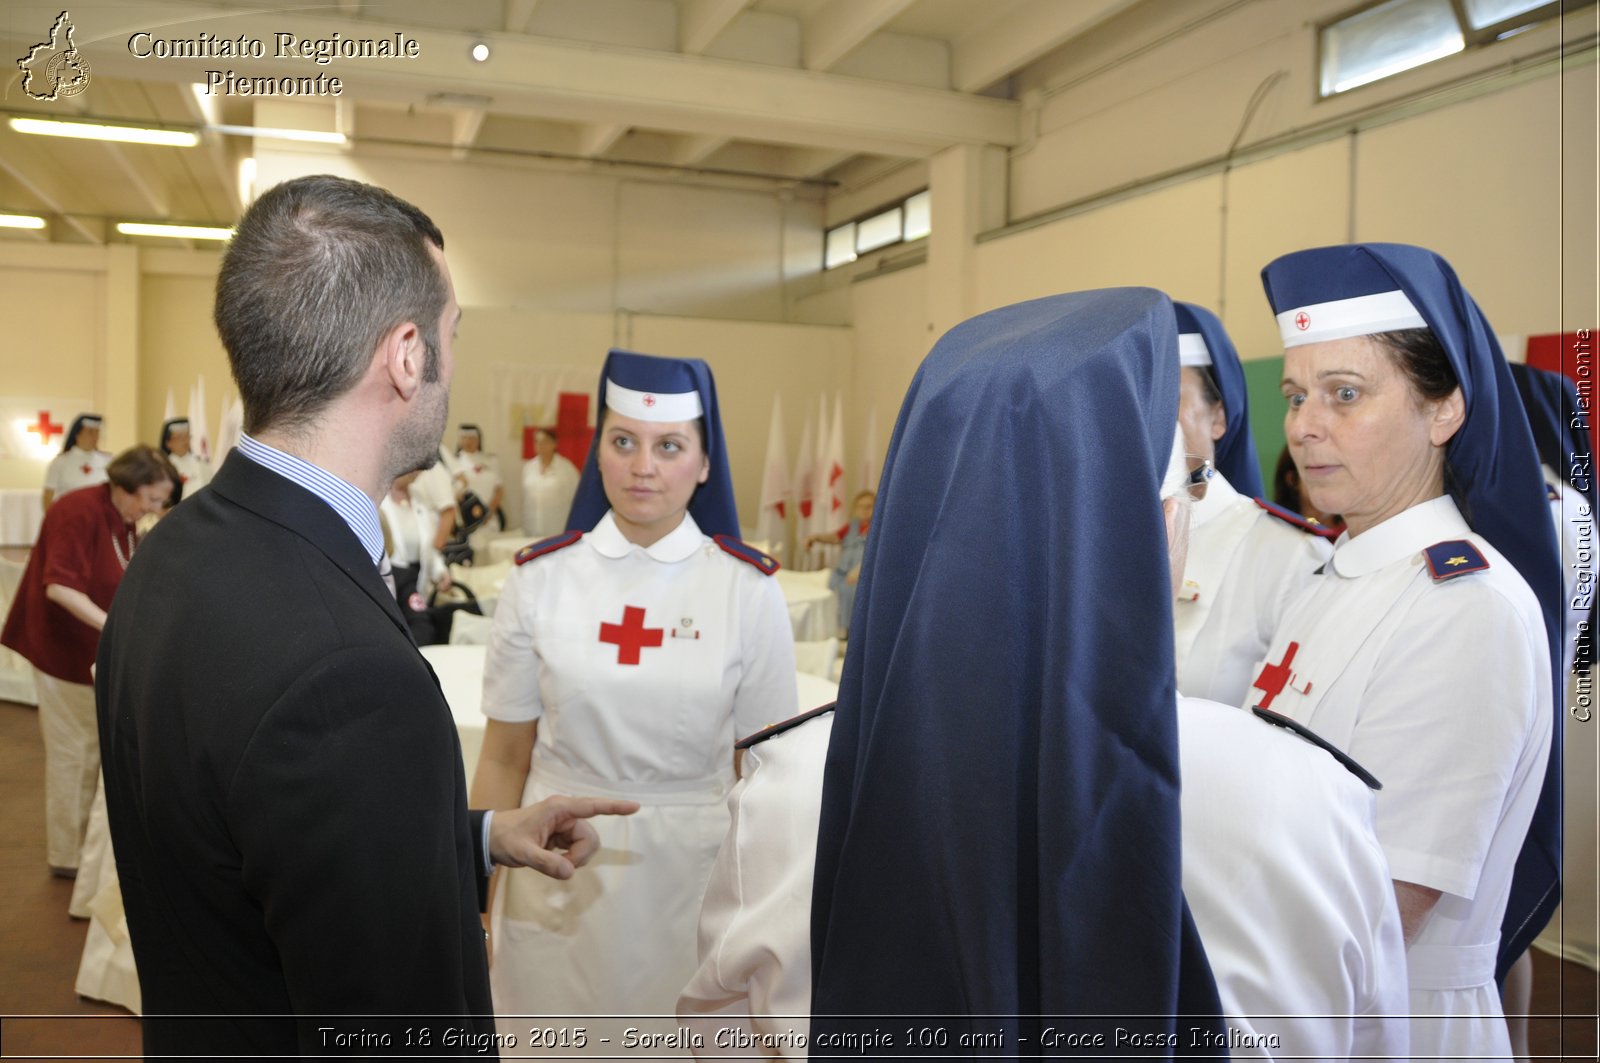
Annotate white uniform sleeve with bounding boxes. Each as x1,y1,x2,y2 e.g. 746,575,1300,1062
480,564,546,723
679,720,826,1060
44,454,66,495
1354,578,1547,898
733,573,799,740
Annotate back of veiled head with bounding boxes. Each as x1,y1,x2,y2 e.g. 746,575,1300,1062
811,288,1221,1034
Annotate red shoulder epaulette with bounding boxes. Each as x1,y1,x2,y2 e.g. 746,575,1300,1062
1422,539,1489,581
1254,497,1340,540
736,702,836,750
713,534,779,575
514,530,583,566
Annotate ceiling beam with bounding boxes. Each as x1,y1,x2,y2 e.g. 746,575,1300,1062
178,82,244,214
451,108,488,159
952,0,1141,93
503,0,542,34
668,134,730,167
99,144,171,218
577,122,629,158
803,0,917,72
338,1,361,16
45,2,1018,157
0,149,102,243
786,147,855,179
679,0,752,55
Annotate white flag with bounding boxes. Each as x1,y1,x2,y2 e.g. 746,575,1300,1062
162,388,176,425
824,392,847,526
793,411,816,569
188,377,211,462
859,403,881,494
755,394,789,559
213,394,244,467
805,394,832,567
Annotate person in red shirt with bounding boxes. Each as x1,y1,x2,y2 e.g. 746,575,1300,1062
2,446,176,876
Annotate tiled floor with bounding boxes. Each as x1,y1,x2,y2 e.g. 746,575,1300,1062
0,695,1595,1058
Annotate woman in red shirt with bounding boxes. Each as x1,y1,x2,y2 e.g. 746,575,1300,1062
2,446,176,876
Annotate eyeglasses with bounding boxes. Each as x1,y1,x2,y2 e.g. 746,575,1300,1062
1185,456,1215,500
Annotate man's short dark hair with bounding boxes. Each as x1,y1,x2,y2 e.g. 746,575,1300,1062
215,174,447,435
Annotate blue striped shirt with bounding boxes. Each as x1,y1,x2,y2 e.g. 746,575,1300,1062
236,433,385,565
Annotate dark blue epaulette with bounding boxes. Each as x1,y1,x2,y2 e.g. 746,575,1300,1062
1253,497,1339,540
514,529,583,566
1422,539,1489,581
736,702,836,751
1252,707,1382,790
713,534,779,575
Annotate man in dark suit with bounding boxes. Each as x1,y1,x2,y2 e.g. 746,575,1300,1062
97,175,635,1057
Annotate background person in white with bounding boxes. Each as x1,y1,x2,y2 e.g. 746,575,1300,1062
678,301,1409,1061
42,414,109,510
1253,243,1559,1059
473,349,798,1023
380,469,454,643
454,423,504,529
1169,302,1333,705
521,426,580,538
159,417,211,494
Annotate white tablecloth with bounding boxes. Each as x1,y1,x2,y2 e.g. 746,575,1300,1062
775,568,837,642
0,489,42,546
419,644,838,783
484,534,534,566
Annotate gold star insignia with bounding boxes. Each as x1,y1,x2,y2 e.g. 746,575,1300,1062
1446,555,1469,567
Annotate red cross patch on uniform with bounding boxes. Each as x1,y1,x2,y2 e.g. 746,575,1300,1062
599,605,664,665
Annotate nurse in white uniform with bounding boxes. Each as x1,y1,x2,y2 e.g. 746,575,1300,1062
522,427,581,538
1170,302,1333,705
454,423,505,530
1251,244,1562,1060
159,418,211,496
473,349,798,1024
42,414,109,509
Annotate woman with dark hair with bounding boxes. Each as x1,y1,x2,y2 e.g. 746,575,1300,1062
2,445,175,875
42,413,109,510
159,417,211,493
1255,243,1560,1058
471,349,797,1021
520,426,580,538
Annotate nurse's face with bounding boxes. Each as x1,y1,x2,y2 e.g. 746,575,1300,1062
598,411,709,547
1281,335,1461,537
1176,367,1226,463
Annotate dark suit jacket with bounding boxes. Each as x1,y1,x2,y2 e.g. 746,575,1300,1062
97,451,495,1058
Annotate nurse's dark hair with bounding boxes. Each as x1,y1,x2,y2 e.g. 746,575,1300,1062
1371,328,1458,404
596,406,708,453
1189,365,1223,409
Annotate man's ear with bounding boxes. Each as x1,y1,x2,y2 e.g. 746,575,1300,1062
380,320,423,400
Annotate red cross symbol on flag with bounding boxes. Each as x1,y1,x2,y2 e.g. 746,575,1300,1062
599,605,664,665
642,394,656,408
28,411,64,445
1294,312,1311,331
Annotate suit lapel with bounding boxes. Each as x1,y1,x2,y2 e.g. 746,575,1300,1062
208,452,411,636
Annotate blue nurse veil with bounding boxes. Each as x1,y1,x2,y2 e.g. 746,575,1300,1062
808,288,1225,1053
1262,243,1563,982
565,349,741,539
1175,302,1265,497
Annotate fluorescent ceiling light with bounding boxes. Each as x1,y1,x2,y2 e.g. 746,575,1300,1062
10,116,199,147
0,214,47,230
117,222,234,241
210,123,347,145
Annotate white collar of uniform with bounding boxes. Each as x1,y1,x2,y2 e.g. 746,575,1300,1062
1189,467,1240,528
589,509,705,563
1330,494,1468,578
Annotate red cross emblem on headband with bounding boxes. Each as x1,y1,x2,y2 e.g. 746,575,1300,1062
642,394,656,408
1294,312,1311,331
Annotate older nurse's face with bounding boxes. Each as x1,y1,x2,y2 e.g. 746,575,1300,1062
1281,335,1463,538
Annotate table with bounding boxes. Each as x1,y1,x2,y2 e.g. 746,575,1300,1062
775,568,837,642
0,489,42,546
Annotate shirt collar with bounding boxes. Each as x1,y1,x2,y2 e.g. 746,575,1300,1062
1189,468,1240,527
235,433,385,565
588,510,705,563
1330,494,1467,578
